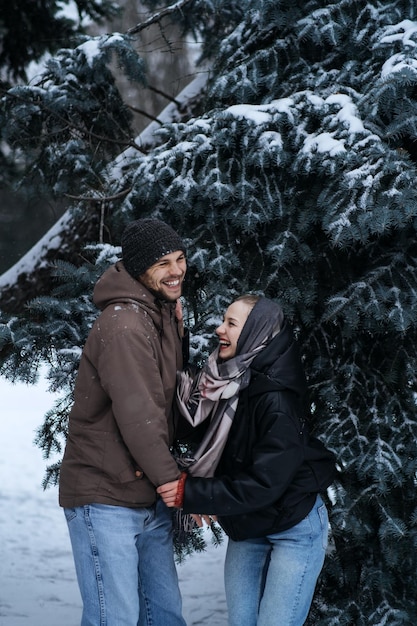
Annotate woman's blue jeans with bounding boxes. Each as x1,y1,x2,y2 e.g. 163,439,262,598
64,498,186,626
224,495,329,626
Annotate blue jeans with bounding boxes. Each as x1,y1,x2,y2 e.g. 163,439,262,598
224,495,329,626
64,499,186,626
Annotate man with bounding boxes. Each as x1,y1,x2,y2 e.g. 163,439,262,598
59,218,187,626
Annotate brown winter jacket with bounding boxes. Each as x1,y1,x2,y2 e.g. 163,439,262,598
59,261,183,509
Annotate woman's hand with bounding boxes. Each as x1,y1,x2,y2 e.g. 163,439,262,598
191,514,218,527
157,480,180,507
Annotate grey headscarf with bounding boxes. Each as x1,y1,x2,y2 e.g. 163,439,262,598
176,297,284,477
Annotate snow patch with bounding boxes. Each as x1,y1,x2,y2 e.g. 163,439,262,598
0,211,73,290
302,132,346,156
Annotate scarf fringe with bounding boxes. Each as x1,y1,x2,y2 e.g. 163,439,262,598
173,508,198,534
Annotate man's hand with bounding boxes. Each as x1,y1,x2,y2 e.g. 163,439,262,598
157,480,180,507
157,478,219,523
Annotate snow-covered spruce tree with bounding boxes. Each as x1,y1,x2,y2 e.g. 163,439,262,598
0,0,195,276
0,1,122,183
0,0,120,84
0,0,123,270
2,0,417,622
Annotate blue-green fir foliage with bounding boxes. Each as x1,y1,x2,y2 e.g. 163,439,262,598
2,0,417,622
0,0,121,82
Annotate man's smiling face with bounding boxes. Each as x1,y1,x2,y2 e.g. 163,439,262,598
138,250,187,302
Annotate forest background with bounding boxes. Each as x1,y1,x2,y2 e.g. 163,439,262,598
2,1,417,625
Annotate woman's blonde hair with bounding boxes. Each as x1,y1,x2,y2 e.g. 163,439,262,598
234,294,261,312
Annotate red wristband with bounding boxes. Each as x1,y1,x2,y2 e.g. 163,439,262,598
174,472,187,508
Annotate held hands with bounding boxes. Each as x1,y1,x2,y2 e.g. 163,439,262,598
157,478,218,526
157,472,187,507
157,480,180,507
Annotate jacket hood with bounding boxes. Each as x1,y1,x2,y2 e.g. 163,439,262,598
93,260,168,316
248,319,307,399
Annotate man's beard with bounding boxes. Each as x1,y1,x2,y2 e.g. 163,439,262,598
148,285,181,303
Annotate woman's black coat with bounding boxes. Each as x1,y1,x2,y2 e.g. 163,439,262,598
182,320,336,541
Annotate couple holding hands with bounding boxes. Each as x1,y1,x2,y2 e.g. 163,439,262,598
59,218,335,626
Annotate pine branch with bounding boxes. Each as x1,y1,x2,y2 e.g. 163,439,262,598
127,0,195,36
3,86,145,154
126,104,164,125
64,187,132,203
147,83,182,108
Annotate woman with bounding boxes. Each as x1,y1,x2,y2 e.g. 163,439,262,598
158,295,336,626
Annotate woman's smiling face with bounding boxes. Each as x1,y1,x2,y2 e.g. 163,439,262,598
215,300,253,360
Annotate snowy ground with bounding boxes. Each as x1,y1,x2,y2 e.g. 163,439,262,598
0,375,227,626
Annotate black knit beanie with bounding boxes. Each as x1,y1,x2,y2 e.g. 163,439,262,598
121,218,186,279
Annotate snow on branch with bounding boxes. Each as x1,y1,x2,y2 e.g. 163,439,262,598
127,0,195,36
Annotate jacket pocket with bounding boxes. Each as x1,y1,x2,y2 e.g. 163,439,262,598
69,423,140,484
